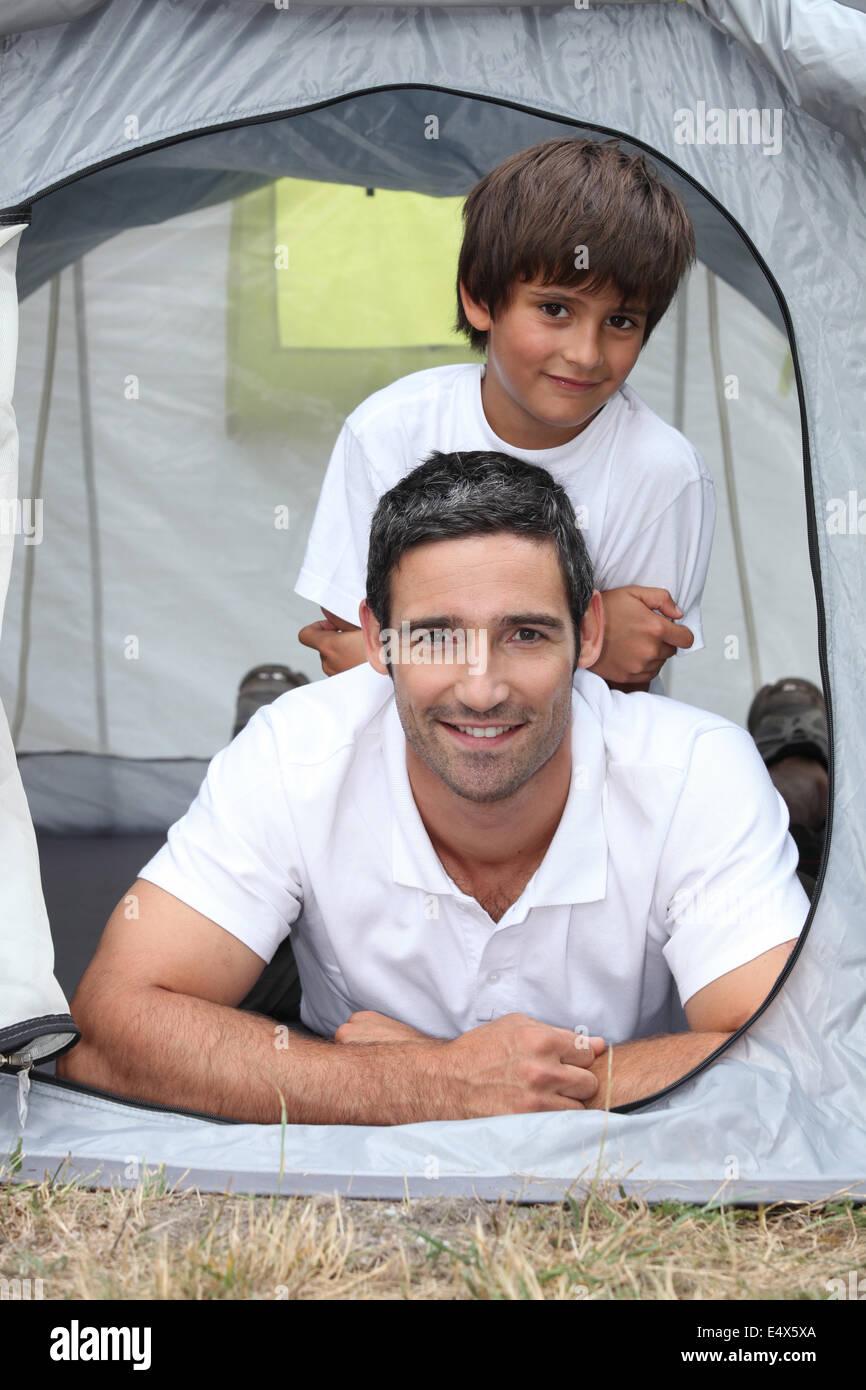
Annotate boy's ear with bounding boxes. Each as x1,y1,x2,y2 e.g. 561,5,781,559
458,280,492,333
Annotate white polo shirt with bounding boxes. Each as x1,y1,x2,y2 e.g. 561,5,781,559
294,365,716,654
138,664,808,1044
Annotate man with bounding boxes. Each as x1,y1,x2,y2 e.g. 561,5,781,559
59,452,807,1123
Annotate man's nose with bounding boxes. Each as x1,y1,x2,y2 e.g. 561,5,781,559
452,659,510,713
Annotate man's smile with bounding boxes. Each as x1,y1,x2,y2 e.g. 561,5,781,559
439,720,526,749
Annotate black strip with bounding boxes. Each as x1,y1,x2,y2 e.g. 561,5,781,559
0,208,30,226
0,1014,79,1062
4,84,830,1116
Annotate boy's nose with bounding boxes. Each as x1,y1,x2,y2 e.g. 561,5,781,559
561,325,605,373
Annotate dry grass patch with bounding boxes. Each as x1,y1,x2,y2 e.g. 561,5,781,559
0,1166,863,1301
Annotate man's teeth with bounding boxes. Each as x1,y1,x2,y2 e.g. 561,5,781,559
454,725,513,738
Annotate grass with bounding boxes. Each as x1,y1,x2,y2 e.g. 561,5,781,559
0,1163,864,1300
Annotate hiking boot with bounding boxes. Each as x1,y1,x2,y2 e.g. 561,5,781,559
747,677,828,770
232,664,309,738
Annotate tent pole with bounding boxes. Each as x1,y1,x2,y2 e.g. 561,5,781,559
11,273,60,747
706,270,762,697
665,278,690,701
73,259,108,753
673,277,687,436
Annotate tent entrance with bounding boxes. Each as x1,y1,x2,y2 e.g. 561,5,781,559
1,87,825,1115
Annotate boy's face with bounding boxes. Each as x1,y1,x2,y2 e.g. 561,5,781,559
460,275,648,450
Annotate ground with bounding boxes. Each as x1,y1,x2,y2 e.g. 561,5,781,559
1,1165,863,1300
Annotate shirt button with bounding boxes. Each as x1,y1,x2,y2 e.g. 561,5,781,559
488,971,501,984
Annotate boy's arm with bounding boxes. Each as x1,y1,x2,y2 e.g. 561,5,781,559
591,585,695,690
298,609,366,677
294,422,382,673
592,465,716,690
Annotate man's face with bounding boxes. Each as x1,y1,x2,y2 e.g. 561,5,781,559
463,275,648,449
381,534,580,804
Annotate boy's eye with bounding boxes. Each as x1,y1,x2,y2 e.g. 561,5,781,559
539,302,569,319
607,314,639,330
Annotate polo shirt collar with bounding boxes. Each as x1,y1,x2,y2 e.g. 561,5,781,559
382,688,608,910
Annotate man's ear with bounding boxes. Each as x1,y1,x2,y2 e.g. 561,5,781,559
576,590,604,670
458,279,492,333
359,599,389,676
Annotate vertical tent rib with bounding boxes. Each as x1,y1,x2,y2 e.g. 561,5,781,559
707,269,762,695
11,272,60,747
665,276,690,701
673,277,688,436
73,258,109,753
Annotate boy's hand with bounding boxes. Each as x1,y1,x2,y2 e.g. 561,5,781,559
591,586,694,689
298,608,366,676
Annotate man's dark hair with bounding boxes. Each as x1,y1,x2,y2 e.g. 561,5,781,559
365,450,595,662
455,137,696,355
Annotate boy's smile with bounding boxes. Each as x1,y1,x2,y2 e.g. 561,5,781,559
460,276,648,451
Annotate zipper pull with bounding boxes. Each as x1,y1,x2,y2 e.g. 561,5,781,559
16,1058,33,1128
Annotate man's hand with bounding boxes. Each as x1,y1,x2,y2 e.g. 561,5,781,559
335,1010,435,1045
591,586,694,689
440,1013,606,1115
298,607,366,676
336,1010,607,1114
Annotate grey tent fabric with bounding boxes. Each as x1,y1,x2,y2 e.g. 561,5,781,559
0,1,864,1199
3,1049,866,1201
688,0,866,145
0,0,107,36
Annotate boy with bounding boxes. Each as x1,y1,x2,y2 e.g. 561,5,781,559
296,137,715,692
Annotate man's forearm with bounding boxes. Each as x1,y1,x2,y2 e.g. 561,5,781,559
61,985,453,1125
582,1031,731,1109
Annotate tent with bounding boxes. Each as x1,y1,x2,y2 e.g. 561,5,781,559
0,0,864,1201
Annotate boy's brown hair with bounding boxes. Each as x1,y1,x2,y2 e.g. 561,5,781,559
455,138,696,354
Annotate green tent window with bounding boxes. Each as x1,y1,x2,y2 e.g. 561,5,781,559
227,178,478,435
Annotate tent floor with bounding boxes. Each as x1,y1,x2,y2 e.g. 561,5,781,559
37,832,165,1009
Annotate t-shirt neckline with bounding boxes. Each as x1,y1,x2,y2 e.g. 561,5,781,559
471,362,623,463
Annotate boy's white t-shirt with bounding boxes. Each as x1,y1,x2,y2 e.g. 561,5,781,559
295,364,716,656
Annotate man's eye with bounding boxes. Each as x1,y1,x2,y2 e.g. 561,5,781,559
514,628,542,643
540,302,568,319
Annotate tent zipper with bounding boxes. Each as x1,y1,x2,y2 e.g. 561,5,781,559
0,1053,35,1126
27,1069,238,1125
0,1049,34,1069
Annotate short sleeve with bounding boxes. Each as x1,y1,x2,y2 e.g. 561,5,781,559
599,463,716,656
656,724,810,1007
294,422,383,625
137,707,304,964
